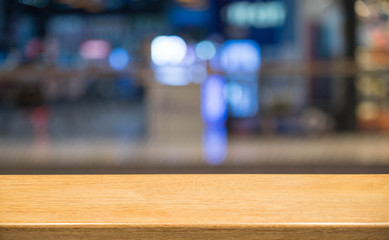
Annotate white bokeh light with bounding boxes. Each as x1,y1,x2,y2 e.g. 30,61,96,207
151,35,187,66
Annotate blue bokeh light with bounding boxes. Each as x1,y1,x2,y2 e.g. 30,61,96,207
201,75,227,125
202,126,227,165
109,48,130,71
220,40,261,73
227,80,259,118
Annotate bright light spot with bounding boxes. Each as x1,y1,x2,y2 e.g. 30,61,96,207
201,75,227,124
151,35,187,66
221,40,261,73
155,66,191,86
202,126,227,165
79,40,110,60
109,48,129,70
195,40,216,61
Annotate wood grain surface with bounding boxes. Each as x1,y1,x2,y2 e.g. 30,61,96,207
1,175,389,239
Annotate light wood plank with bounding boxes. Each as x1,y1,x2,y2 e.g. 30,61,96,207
1,175,389,239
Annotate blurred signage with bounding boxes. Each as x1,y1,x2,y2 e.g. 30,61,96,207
219,0,295,45
224,1,286,28
169,3,212,27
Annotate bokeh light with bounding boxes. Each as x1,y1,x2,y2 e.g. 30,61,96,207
109,48,130,71
202,126,227,165
151,35,187,66
201,75,227,125
154,66,191,86
195,40,216,61
227,81,259,118
79,40,110,60
220,40,261,73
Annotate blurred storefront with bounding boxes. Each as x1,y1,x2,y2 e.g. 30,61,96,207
1,0,389,173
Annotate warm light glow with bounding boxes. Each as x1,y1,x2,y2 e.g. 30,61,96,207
355,0,370,18
357,101,379,121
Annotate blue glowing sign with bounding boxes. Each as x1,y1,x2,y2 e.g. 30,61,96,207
219,0,295,45
225,1,287,28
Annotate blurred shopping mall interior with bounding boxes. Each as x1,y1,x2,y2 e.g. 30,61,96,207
1,0,389,173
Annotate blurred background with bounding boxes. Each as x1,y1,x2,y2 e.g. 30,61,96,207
1,0,389,173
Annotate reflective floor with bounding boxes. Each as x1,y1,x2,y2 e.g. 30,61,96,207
2,134,389,174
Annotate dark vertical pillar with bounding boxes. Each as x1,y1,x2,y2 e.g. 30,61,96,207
344,0,357,59
34,2,54,39
0,0,12,48
0,0,3,37
337,0,357,131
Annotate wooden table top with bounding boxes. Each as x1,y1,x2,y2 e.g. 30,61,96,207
1,175,389,239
